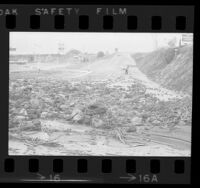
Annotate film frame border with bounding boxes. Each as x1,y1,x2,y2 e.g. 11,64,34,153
0,5,194,32
0,3,198,184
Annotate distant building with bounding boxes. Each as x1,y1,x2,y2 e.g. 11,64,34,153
155,34,192,49
180,34,193,46
9,47,17,55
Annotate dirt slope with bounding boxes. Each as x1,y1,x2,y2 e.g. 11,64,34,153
133,45,193,95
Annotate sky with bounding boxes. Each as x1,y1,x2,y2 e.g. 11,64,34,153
10,32,185,55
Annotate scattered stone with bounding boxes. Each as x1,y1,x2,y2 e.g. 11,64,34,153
9,74,192,135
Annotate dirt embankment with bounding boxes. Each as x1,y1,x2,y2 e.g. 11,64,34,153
133,45,193,95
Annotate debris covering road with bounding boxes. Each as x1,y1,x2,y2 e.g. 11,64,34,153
9,52,192,156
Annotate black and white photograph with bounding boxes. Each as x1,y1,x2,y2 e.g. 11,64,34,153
9,32,192,156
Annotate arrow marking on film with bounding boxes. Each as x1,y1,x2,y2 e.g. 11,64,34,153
120,173,137,182
36,173,46,180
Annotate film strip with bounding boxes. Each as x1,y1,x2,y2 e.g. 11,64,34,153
0,3,196,184
0,6,194,31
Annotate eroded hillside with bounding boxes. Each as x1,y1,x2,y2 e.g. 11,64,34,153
133,45,193,95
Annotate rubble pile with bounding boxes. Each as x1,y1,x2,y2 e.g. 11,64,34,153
9,76,192,132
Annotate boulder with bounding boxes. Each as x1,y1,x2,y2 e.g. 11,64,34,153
85,104,107,116
126,126,137,133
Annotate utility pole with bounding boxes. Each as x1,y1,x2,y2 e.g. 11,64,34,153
58,43,65,55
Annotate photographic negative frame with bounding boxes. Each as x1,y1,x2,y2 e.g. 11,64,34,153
0,1,199,184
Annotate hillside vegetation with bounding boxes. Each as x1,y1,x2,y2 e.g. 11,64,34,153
133,45,193,95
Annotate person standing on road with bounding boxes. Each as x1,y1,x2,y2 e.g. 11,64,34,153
123,65,130,75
